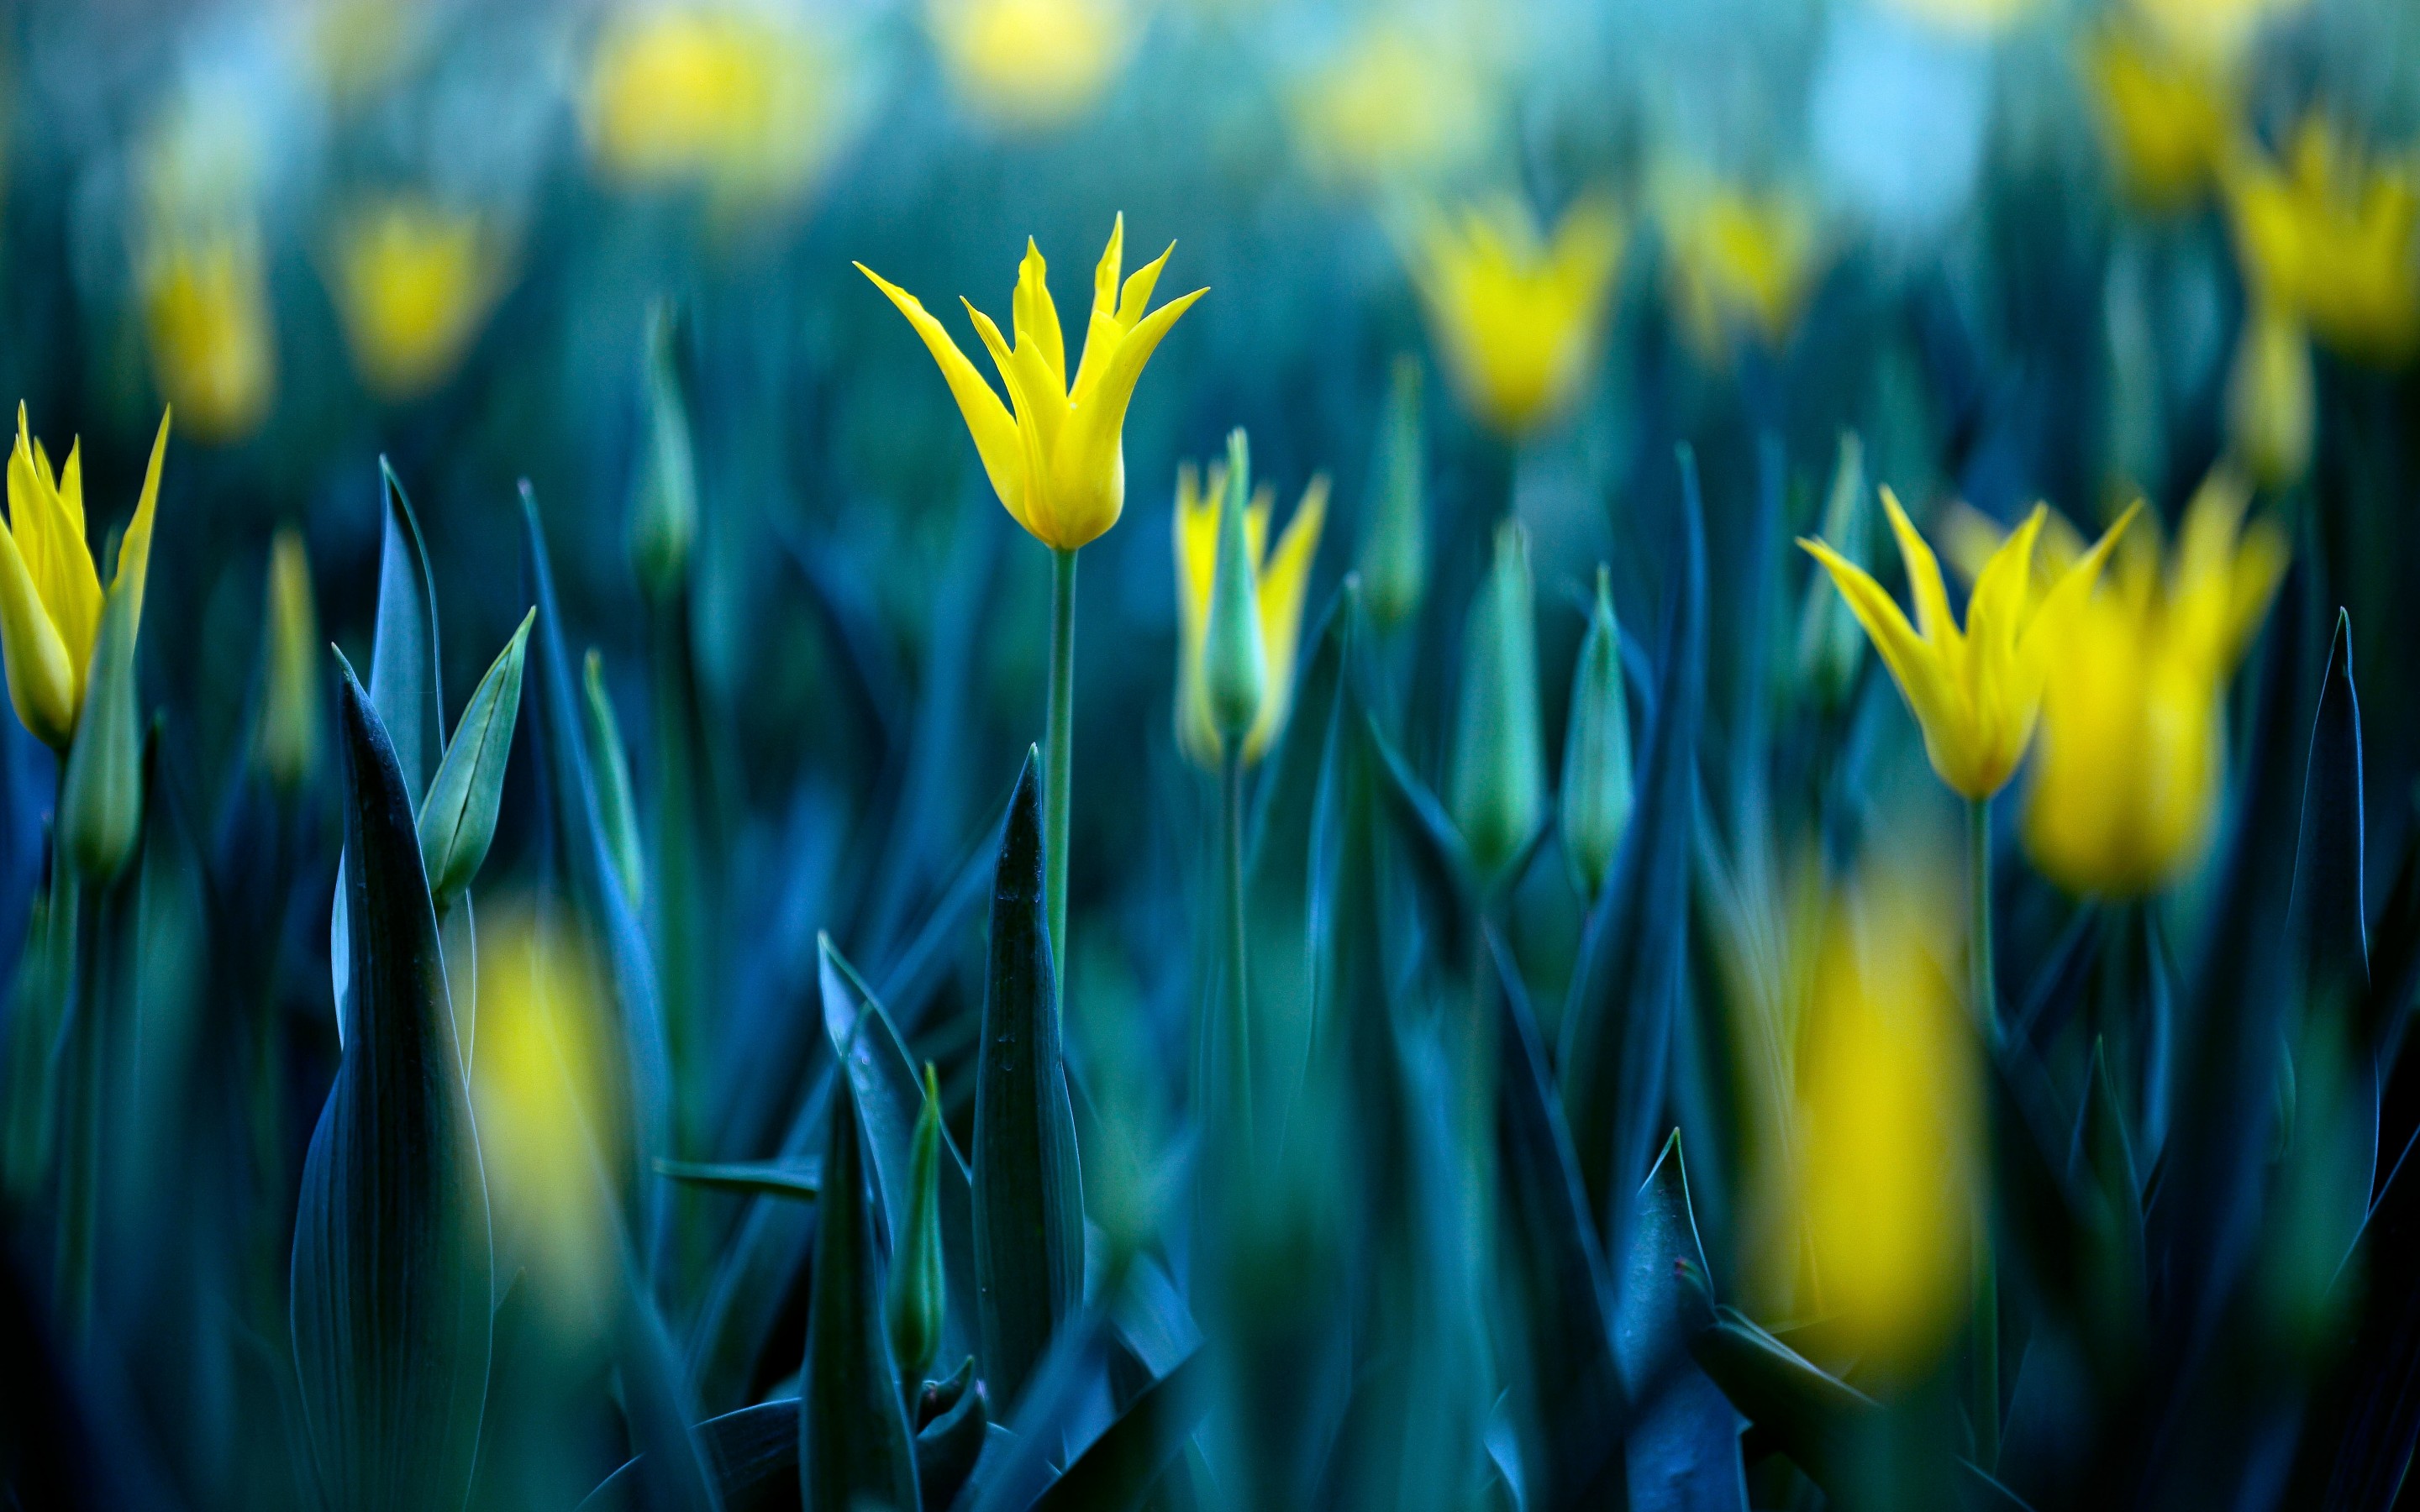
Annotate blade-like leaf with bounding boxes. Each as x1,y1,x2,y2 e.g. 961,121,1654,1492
1028,1348,1211,1512
655,1158,824,1201
290,672,490,1512
1562,447,1707,1244
801,1074,920,1512
370,459,445,799
419,608,534,906
1620,1135,1747,1511
973,749,1085,1410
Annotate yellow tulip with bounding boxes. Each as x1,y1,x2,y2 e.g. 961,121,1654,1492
585,4,835,207
1794,866,1980,1377
329,197,508,402
1409,197,1624,439
1172,461,1326,767
857,218,1207,551
1662,182,1821,359
2084,27,2235,211
2227,299,2315,488
2225,116,2420,365
2007,473,2286,895
929,0,1133,131
1287,22,1489,190
139,228,275,444
0,407,171,751
1801,488,2136,801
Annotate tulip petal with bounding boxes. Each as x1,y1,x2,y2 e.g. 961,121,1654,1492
0,513,79,748
963,300,1058,543
111,409,171,637
1801,537,1962,774
1055,286,1207,513
855,263,1026,527
2025,501,2141,656
1879,487,1957,650
1090,213,1124,321
1012,239,1065,390
1246,475,1328,760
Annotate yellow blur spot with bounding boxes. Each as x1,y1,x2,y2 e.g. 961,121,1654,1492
139,228,275,444
255,528,323,791
2225,116,2420,367
1287,22,1490,191
1661,180,1822,361
328,197,509,402
1408,197,1624,439
586,4,839,210
929,0,1133,132
2084,27,2235,212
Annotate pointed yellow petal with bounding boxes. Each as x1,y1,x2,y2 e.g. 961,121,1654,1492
1118,243,1175,327
1074,239,1176,398
1092,213,1125,319
1055,285,1207,509
1801,536,1964,769
58,438,86,538
111,409,171,636
1244,475,1329,760
0,515,79,748
855,262,1026,525
1880,487,1957,648
1013,239,1066,389
2023,500,2142,654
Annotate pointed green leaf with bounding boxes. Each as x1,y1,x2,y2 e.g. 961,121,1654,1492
655,1158,824,1201
58,571,145,883
370,459,445,801
1619,1134,1747,1511
974,749,1085,1410
582,648,645,910
1028,1349,1211,1512
290,671,490,1512
419,608,533,906
801,1075,919,1512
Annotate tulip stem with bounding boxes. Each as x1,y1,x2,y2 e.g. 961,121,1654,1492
1044,546,1077,1007
1222,750,1253,1150
1967,794,1999,1469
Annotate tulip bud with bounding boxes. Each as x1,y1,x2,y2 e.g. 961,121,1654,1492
2228,301,2313,490
629,299,697,600
1795,432,1870,711
60,584,146,883
581,649,646,910
255,528,324,792
1560,565,1633,901
1359,356,1427,632
1451,519,1544,879
1202,429,1268,752
887,1062,948,1384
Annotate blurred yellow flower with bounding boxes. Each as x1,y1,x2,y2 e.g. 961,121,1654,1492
2227,299,2315,487
1801,488,2135,801
1288,22,1488,190
255,527,324,791
328,197,508,402
1662,182,1821,359
1409,197,1624,439
586,4,836,207
0,407,171,751
2225,117,2420,365
2084,28,2235,210
2129,0,2307,64
857,217,1207,551
139,228,276,444
473,903,619,1338
1173,460,1326,767
1795,867,1980,1377
929,0,1133,131
1974,473,2287,895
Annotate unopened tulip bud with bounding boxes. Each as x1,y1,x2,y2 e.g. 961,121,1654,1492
629,300,697,599
256,528,324,792
1452,519,1544,878
1560,565,1634,901
1359,356,1427,632
1202,429,1268,751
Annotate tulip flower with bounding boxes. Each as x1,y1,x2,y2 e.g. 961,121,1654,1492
1661,181,1822,360
929,0,1133,131
1173,458,1328,768
585,3,837,208
861,217,1205,977
328,197,508,402
255,528,324,792
1288,21,1491,190
0,407,171,752
858,218,1207,553
1800,488,2136,803
1996,472,2286,895
1409,197,1624,438
2225,116,2420,365
2084,26,2235,211
139,228,276,444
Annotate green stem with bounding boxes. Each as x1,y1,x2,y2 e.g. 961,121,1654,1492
1222,752,1252,1150
1044,547,1076,1009
55,874,100,1350
1967,794,1998,1468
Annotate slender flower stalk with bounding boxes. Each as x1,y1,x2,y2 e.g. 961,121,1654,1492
1970,791,1999,1469
1201,431,1267,1145
1045,545,1076,987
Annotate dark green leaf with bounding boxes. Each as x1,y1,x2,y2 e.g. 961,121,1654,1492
655,1158,823,1200
1028,1349,1210,1512
973,749,1085,1410
582,1399,797,1512
1619,1135,1746,1511
370,459,445,800
2291,608,2368,1010
418,608,533,906
801,1074,919,1512
289,672,489,1512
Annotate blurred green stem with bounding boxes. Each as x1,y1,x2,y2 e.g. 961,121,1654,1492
1045,546,1076,1006
1967,794,1998,1468
1222,751,1252,1149
55,873,99,1350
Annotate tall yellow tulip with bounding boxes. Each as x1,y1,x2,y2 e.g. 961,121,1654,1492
1409,197,1624,439
2013,473,2286,895
857,217,1206,551
2225,117,2420,365
0,407,172,750
1801,489,2136,801
1172,460,1327,767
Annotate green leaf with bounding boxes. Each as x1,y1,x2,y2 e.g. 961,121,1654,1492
1686,1303,1877,1497
582,648,645,910
1028,1349,1211,1512
369,459,445,801
655,1158,823,1200
1618,1134,1746,1511
290,670,490,1512
974,748,1085,1410
1562,447,1705,1242
801,1074,920,1512
821,936,983,1380
418,608,533,906
58,575,145,883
